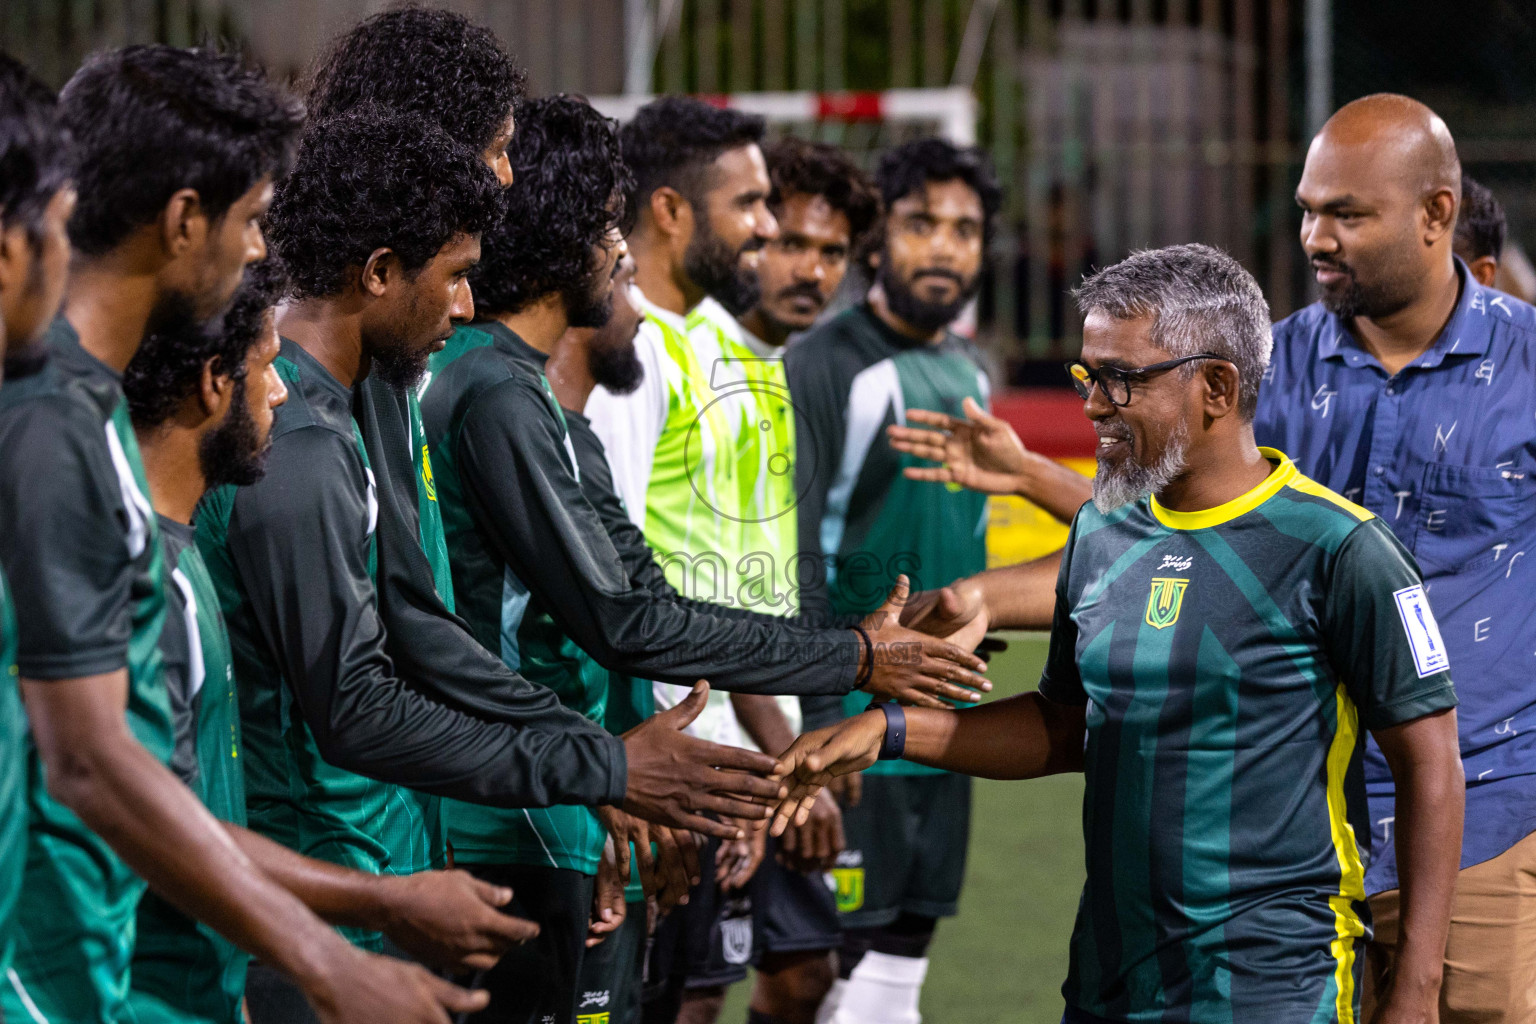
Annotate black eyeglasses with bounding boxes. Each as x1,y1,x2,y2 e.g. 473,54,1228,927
1064,354,1225,407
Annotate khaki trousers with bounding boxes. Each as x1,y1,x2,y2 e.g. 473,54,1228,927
1362,829,1536,1023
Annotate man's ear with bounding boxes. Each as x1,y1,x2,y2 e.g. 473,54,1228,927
1202,360,1242,419
1424,187,1457,245
649,187,692,241
359,247,396,298
0,220,26,299
199,358,236,419
1469,255,1499,288
160,188,207,258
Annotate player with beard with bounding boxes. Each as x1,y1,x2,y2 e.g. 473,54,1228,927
195,107,784,1022
0,52,72,1011
128,263,558,1024
1256,95,1536,1021
773,244,1465,1024
420,95,990,1024
784,137,1001,1024
0,46,501,1024
715,137,881,1024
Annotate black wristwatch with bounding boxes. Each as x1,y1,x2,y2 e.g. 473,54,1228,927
875,702,906,761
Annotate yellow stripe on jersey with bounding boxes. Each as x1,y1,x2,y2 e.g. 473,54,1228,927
1284,473,1375,523
1324,683,1367,1024
1149,447,1298,530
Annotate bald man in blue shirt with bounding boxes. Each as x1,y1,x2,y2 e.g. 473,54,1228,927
1256,93,1536,1022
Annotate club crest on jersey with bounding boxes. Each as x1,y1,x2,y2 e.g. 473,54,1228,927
576,1016,610,1024
1145,577,1189,630
832,866,865,912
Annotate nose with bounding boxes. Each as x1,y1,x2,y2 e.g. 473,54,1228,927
249,224,268,265
756,204,780,242
270,373,289,409
451,279,475,323
1082,382,1114,422
1301,214,1337,257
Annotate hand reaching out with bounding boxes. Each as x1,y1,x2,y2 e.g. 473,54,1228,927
858,576,991,709
587,838,628,948
769,712,888,837
886,397,1031,496
376,869,539,973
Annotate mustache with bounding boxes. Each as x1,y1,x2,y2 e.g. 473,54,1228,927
1096,423,1132,442
911,267,966,286
1311,255,1354,275
738,237,767,258
776,283,824,303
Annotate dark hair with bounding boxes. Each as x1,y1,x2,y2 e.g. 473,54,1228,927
0,54,70,242
471,95,632,318
125,258,286,428
765,136,881,251
875,137,1002,244
620,95,764,213
59,45,302,257
266,107,505,299
1455,174,1506,263
306,6,524,155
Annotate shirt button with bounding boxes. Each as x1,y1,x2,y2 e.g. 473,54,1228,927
1386,384,1396,395
1373,465,1385,477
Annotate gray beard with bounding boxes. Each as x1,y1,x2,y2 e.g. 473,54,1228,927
1092,420,1190,514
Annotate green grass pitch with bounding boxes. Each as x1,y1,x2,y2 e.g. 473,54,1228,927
720,630,1085,1022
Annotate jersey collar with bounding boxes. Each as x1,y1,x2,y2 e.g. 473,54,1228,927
1149,447,1297,530
631,283,690,337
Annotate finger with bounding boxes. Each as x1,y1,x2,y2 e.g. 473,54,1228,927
901,466,957,484
917,656,990,695
962,395,997,425
483,910,541,945
911,673,986,703
879,574,911,615
693,793,775,821
674,828,702,886
780,820,798,856
673,813,744,842
846,773,862,807
921,637,989,672
459,952,500,972
896,688,951,710
688,740,781,778
428,974,491,1015
469,875,514,908
661,680,710,729
903,408,961,430
613,834,632,885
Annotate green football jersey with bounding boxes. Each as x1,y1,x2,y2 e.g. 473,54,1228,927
1041,450,1458,1024
427,324,607,875
787,303,990,773
197,345,443,951
0,569,23,985
0,320,174,1023
128,519,246,1024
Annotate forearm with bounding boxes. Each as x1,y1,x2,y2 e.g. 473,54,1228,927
229,824,396,931
902,692,1085,778
1383,713,1464,1000
37,707,344,988
1015,453,1093,524
731,694,798,757
968,553,1063,630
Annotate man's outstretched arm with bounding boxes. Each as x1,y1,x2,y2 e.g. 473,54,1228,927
1371,709,1463,1022
21,672,490,1024
768,694,1086,834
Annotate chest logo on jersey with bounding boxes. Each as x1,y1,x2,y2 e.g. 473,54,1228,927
1145,577,1189,630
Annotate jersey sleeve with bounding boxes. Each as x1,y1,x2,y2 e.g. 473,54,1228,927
225,425,626,808
785,337,848,631
585,321,667,532
0,396,133,679
1322,518,1459,731
456,380,860,696
1037,512,1086,705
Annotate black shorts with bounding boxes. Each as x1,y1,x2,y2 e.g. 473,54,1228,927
462,863,595,1024
643,837,754,1001
752,836,841,956
575,898,647,1024
833,772,972,929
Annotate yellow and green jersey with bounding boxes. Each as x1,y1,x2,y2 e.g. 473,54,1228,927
128,518,246,1024
1043,451,1458,1024
0,320,174,1023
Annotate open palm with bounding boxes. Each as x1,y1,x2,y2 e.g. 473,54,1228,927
886,396,1031,497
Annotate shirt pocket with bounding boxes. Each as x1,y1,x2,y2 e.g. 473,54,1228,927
1410,463,1536,576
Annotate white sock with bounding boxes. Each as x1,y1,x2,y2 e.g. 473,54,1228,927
830,951,928,1024
815,977,846,1024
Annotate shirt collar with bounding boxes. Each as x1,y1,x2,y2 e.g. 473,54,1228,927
631,283,690,336
1317,257,1487,368
478,319,548,368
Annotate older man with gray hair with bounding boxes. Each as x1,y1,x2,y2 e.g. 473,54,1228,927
772,245,1464,1024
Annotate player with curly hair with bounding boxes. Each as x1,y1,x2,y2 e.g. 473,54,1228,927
193,104,784,1024
0,45,494,1024
420,95,987,1024
304,4,523,187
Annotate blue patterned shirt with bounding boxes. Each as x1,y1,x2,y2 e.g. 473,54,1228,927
1254,258,1536,894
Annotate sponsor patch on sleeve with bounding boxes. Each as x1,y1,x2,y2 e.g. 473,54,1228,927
1392,584,1450,678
